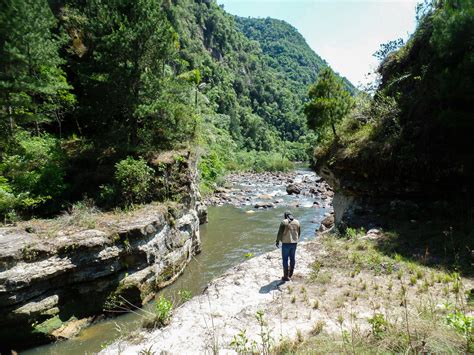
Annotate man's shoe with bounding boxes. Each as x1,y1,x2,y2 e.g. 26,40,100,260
288,267,294,278
281,268,290,281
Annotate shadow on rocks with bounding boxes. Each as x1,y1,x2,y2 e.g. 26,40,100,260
259,279,284,294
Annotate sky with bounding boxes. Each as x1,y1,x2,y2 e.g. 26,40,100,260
218,0,420,87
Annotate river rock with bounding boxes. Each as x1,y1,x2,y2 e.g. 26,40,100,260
0,205,201,350
286,184,301,195
51,317,93,339
319,215,335,232
254,202,275,209
325,190,335,198
196,202,208,224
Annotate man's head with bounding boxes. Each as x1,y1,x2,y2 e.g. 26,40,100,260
284,211,294,221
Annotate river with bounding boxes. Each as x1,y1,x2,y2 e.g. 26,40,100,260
24,168,330,355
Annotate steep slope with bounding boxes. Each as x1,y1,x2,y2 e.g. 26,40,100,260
314,0,474,198
166,1,309,145
1,0,353,217
235,17,355,95
311,0,473,274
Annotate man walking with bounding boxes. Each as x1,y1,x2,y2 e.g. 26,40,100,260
276,211,301,281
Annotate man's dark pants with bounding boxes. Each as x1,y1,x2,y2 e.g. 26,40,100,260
281,243,297,270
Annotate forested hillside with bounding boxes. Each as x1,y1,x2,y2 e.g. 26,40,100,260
235,17,354,95
0,0,345,220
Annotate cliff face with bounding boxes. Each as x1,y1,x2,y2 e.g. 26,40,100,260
0,152,205,350
312,2,474,231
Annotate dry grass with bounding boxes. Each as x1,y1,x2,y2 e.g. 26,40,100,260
271,233,474,354
16,200,169,239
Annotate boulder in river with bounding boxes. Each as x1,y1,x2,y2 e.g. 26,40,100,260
286,184,301,195
196,202,208,224
319,214,335,232
254,201,275,209
51,317,93,340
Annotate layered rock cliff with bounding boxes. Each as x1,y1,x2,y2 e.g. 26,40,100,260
0,151,205,350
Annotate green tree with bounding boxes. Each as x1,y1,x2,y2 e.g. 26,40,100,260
304,68,353,139
0,0,73,139
0,130,67,217
114,156,154,205
63,0,190,149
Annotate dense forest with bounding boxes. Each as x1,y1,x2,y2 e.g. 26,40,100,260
0,0,347,221
236,17,354,96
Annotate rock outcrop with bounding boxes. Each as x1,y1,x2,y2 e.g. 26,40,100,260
0,151,205,350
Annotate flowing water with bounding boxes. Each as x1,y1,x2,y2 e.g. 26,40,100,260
24,168,329,355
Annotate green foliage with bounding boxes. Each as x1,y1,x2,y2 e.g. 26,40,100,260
154,295,173,326
446,309,473,351
0,131,67,218
235,16,355,102
229,150,293,173
0,0,73,139
177,289,192,302
305,68,354,139
230,329,253,354
114,157,154,206
61,0,195,150
373,0,474,185
368,313,388,338
373,38,404,61
255,310,273,354
198,151,225,193
313,0,474,198
0,0,353,218
32,315,63,335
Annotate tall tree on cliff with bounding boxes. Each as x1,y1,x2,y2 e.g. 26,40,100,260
304,68,353,139
62,0,194,150
0,0,73,142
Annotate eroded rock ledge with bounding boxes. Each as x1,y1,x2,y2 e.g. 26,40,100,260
0,150,205,350
0,204,201,349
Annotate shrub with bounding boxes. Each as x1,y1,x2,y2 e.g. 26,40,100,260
114,157,154,205
0,131,67,218
198,151,225,193
253,152,293,172
142,295,173,329
229,150,293,173
368,313,388,338
155,295,173,325
446,309,474,351
98,184,117,208
178,289,192,302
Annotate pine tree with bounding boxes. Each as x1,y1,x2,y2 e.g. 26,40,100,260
0,0,73,139
65,0,185,149
304,68,353,139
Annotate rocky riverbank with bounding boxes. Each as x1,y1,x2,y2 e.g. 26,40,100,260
102,229,474,354
204,170,335,233
204,170,334,211
101,241,320,354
